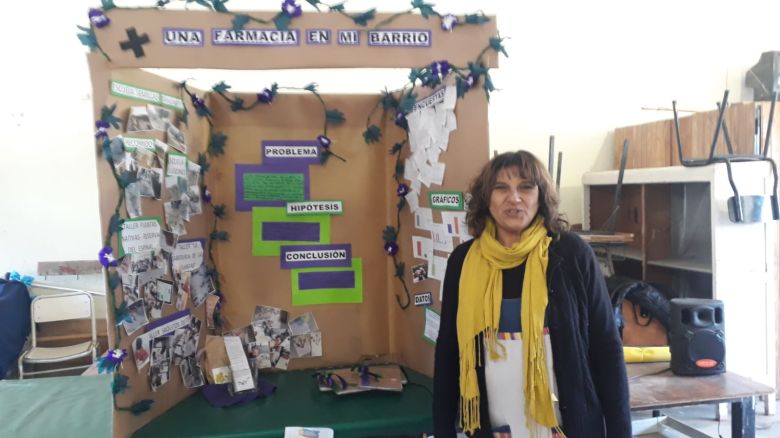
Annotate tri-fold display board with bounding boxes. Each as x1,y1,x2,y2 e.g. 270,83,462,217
88,8,496,436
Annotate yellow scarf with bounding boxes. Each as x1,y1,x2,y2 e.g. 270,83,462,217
457,216,558,434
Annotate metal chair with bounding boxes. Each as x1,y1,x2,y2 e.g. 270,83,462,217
17,291,97,379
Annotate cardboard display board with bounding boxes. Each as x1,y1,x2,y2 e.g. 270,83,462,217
89,8,496,437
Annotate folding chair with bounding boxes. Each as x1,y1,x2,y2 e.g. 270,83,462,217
17,291,98,379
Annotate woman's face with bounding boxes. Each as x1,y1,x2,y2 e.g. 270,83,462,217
489,166,540,246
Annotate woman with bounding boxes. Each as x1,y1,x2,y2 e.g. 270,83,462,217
433,151,630,437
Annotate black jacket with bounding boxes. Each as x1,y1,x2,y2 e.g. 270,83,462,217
433,232,631,437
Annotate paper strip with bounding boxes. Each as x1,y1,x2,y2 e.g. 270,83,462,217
262,140,321,165
280,244,351,269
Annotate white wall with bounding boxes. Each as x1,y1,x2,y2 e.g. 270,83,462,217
2,0,779,279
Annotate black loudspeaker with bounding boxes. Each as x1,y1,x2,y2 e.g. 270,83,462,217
669,298,726,376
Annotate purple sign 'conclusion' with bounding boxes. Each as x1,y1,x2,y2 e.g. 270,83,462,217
280,244,352,269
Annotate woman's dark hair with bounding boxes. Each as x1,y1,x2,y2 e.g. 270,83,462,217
466,150,568,238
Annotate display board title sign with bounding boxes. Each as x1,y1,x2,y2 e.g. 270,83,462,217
212,28,299,46
262,140,320,165
120,217,161,256
286,201,343,215
429,191,463,210
367,30,431,47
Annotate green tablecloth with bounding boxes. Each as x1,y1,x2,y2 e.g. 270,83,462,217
0,374,112,438
134,367,434,438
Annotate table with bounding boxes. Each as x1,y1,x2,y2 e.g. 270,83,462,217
0,374,112,438
628,363,773,438
133,366,434,437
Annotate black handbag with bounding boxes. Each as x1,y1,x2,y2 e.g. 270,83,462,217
606,275,671,339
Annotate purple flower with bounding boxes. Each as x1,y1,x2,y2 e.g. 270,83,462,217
384,241,399,256
462,74,477,92
95,120,110,138
88,9,111,29
431,60,451,80
281,0,302,17
256,88,274,103
394,112,408,130
396,183,410,197
317,135,331,149
203,186,212,204
191,94,206,109
106,349,127,365
98,246,118,268
440,14,459,32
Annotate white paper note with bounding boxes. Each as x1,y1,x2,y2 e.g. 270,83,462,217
430,162,446,186
431,224,454,252
414,207,434,231
440,211,468,238
412,235,434,261
166,153,187,178
121,219,161,255
405,192,420,213
429,255,448,281
424,307,440,344
172,241,203,272
224,336,255,392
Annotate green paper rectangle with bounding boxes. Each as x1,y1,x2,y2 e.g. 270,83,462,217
243,173,305,203
117,216,163,257
252,207,330,256
428,191,464,210
291,258,363,305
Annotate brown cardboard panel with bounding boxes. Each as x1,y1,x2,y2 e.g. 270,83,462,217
90,65,212,437
388,87,490,376
93,10,498,69
208,92,391,369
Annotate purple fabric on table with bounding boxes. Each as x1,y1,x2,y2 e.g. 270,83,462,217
201,380,277,408
262,222,320,242
298,270,355,290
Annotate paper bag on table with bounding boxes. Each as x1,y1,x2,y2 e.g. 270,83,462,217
202,335,232,385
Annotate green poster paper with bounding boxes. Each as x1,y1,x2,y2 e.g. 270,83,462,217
252,207,331,256
428,191,464,210
243,173,305,203
291,258,363,306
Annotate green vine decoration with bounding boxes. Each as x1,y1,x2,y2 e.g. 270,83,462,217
211,81,347,163
367,36,508,310
77,0,490,55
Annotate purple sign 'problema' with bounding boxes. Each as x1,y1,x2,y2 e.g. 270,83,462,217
280,244,351,269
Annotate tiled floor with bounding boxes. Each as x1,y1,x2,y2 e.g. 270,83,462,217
632,399,780,437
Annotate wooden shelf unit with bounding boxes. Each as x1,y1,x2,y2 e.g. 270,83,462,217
583,163,778,391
